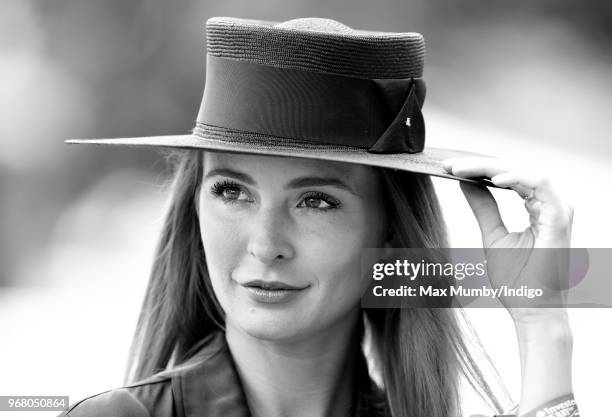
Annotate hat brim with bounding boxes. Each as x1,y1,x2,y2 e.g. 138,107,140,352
66,133,501,188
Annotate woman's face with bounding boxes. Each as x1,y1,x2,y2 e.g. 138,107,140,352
197,151,388,342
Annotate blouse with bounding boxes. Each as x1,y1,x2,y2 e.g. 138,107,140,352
57,330,516,417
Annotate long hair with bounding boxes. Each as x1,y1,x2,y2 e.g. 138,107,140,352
125,150,511,416
363,168,510,416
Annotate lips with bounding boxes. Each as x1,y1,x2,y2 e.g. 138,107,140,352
242,280,307,291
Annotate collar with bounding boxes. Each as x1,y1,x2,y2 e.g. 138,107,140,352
172,331,385,417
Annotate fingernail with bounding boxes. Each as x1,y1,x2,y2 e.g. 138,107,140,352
490,174,509,185
441,158,455,172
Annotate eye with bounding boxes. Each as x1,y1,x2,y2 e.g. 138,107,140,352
209,180,251,204
297,192,341,211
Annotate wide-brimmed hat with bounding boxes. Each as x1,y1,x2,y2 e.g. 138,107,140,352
67,16,498,186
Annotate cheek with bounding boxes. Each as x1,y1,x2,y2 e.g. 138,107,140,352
304,211,380,300
197,202,245,298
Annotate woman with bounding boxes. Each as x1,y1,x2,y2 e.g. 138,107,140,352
59,17,577,417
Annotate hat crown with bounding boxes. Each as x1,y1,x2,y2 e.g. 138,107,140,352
274,18,353,34
206,17,425,79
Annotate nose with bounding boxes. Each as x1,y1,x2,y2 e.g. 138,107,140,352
247,207,295,264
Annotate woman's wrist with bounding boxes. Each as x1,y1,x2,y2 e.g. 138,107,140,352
512,310,574,416
512,309,573,343
517,392,579,417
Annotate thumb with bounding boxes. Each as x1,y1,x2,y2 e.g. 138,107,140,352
459,182,508,247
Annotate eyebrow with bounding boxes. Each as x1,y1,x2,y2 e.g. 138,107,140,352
204,168,359,196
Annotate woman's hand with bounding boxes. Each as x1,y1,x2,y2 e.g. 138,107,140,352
442,156,574,325
442,156,575,415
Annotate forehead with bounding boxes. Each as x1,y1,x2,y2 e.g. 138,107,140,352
202,151,378,184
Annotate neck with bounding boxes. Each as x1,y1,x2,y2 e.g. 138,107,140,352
226,310,362,417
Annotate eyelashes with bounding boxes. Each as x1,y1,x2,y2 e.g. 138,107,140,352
298,191,341,211
209,180,341,211
210,180,249,205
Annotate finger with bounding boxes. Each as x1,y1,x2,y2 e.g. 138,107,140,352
492,170,573,244
443,156,516,179
459,182,508,247
524,196,542,224
490,170,562,204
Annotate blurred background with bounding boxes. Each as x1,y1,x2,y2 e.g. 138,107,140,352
1,0,611,415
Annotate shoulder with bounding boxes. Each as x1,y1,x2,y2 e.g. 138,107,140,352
57,374,174,417
57,389,150,417
58,332,228,417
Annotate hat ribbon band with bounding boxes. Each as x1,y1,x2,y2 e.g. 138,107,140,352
197,55,425,154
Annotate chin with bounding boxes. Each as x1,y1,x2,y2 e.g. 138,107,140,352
235,310,311,342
